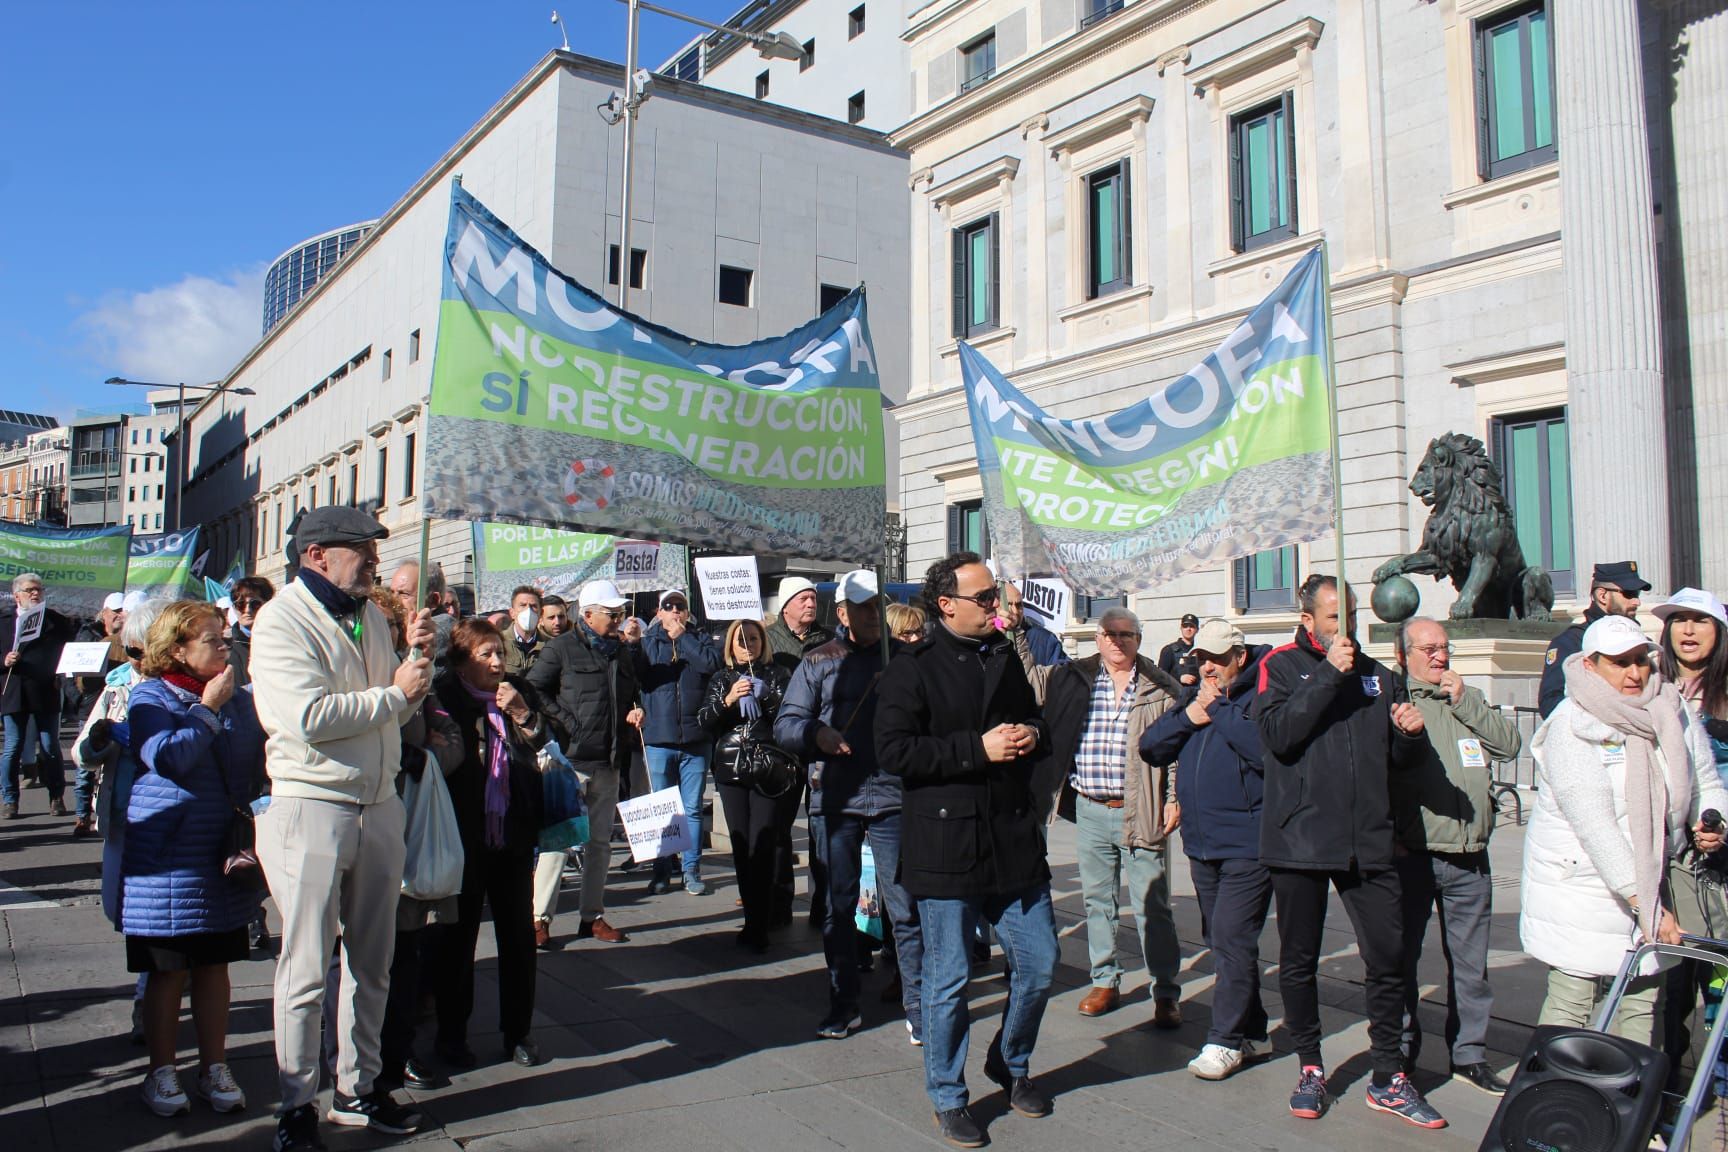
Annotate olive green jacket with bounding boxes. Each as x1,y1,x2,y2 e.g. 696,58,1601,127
1393,679,1522,854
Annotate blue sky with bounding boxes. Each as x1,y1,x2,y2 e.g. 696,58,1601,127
0,0,740,421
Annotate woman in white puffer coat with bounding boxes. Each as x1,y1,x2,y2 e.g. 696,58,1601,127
1521,616,1728,1043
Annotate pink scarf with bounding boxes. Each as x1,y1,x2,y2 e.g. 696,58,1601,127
463,680,510,850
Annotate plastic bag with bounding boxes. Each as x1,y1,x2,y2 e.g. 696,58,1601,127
401,751,465,900
539,742,589,852
856,843,882,940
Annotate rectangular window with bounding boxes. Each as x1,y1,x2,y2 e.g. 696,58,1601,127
144,428,152,444
945,500,989,558
800,39,815,71
718,265,754,307
1229,93,1298,252
130,457,137,474
402,433,417,499
1081,0,1125,29
154,512,161,530
348,463,358,505
156,484,163,500
128,487,135,502
670,45,701,82
143,456,152,473
849,4,866,38
1475,2,1555,179
328,475,337,507
408,329,421,363
819,283,851,313
1233,546,1299,612
382,349,392,381
950,214,999,338
1087,162,1131,298
275,503,283,552
607,245,647,289
130,430,138,446
1075,594,1127,622
376,445,388,506
755,70,770,99
847,90,866,125
960,32,996,93
1491,408,1574,594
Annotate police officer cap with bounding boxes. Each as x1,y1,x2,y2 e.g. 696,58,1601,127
291,506,390,548
1592,560,1651,594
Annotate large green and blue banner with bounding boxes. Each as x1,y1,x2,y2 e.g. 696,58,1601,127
0,522,132,614
470,522,687,612
423,184,887,563
961,248,1334,594
126,527,201,601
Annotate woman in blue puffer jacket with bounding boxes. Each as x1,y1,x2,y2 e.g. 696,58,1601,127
123,600,266,1119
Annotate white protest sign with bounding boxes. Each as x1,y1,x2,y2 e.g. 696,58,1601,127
612,541,662,582
616,785,694,864
13,603,45,649
1017,578,1070,630
693,556,764,621
56,642,113,675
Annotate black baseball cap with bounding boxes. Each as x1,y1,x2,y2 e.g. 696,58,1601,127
1592,561,1651,594
291,506,389,548
1180,614,1200,627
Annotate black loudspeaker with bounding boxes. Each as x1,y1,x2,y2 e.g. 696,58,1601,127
1479,1026,1670,1152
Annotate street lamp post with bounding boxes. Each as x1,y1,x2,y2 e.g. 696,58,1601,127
106,377,255,532
602,0,804,314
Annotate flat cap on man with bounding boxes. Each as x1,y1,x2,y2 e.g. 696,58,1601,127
291,506,389,548
1592,560,1651,594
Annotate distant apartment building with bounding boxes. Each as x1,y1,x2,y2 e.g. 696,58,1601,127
119,391,181,535
22,426,69,526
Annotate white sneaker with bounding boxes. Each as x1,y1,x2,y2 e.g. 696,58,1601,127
1240,1037,1271,1063
907,1019,923,1047
142,1065,191,1116
1189,1043,1245,1081
196,1061,246,1112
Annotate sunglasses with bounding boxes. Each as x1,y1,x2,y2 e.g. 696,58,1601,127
946,588,1000,609
661,602,688,612
234,598,265,611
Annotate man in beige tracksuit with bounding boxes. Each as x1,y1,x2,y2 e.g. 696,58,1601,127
251,507,434,1149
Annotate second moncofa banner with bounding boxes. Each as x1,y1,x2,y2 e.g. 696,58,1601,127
962,247,1334,595
423,184,886,563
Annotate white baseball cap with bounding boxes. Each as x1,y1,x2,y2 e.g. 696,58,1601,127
1191,618,1245,656
578,579,628,610
1582,615,1652,658
1652,587,1728,629
777,576,816,606
102,592,126,612
659,588,690,609
121,590,148,613
837,570,878,604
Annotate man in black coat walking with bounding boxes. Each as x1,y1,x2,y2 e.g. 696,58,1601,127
1,573,79,819
1255,575,1438,1130
876,552,1055,1149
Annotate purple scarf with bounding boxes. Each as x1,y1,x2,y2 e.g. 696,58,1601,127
463,680,511,849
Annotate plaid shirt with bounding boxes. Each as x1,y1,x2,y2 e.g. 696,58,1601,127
1071,665,1136,800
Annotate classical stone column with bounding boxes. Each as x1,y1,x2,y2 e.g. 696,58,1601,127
1556,0,1669,591
1157,48,1195,322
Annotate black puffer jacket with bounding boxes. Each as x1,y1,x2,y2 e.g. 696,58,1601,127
698,662,790,786
433,670,549,855
875,624,1048,900
526,624,640,772
1254,628,1425,872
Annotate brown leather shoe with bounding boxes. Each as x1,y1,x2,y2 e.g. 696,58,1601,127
578,917,628,943
1078,986,1119,1017
534,919,552,949
1154,997,1182,1029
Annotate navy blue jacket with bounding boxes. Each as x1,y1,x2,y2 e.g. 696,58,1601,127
121,677,266,937
633,621,721,746
1140,646,1270,862
776,634,899,818
1539,605,1606,718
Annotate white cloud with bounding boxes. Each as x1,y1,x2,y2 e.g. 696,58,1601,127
76,264,267,385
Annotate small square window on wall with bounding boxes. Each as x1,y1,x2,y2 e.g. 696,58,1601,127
960,31,996,93
409,329,421,363
1474,1,1555,180
847,90,866,125
951,213,999,338
755,70,770,99
718,265,754,307
819,283,850,313
1087,161,1131,298
1233,547,1298,612
607,245,647,289
800,39,815,71
849,4,865,38
1075,594,1127,622
1228,93,1298,252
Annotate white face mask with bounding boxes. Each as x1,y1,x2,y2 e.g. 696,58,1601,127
516,606,540,634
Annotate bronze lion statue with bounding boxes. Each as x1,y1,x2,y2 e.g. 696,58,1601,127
1370,433,1554,621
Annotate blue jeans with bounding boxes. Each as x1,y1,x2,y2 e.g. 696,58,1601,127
2,709,65,806
824,812,923,1028
918,885,1058,1111
645,741,708,876
1073,796,1181,997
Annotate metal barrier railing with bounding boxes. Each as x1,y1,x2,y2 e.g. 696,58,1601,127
1489,704,1543,825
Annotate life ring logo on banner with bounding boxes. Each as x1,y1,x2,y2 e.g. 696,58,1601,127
562,458,616,510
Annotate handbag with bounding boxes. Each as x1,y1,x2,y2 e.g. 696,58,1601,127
538,742,590,852
401,751,465,900
214,729,268,891
738,738,802,799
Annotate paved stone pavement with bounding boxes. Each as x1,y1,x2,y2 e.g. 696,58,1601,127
0,779,1556,1152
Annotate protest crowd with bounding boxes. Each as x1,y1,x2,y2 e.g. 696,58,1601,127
8,513,1728,1151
